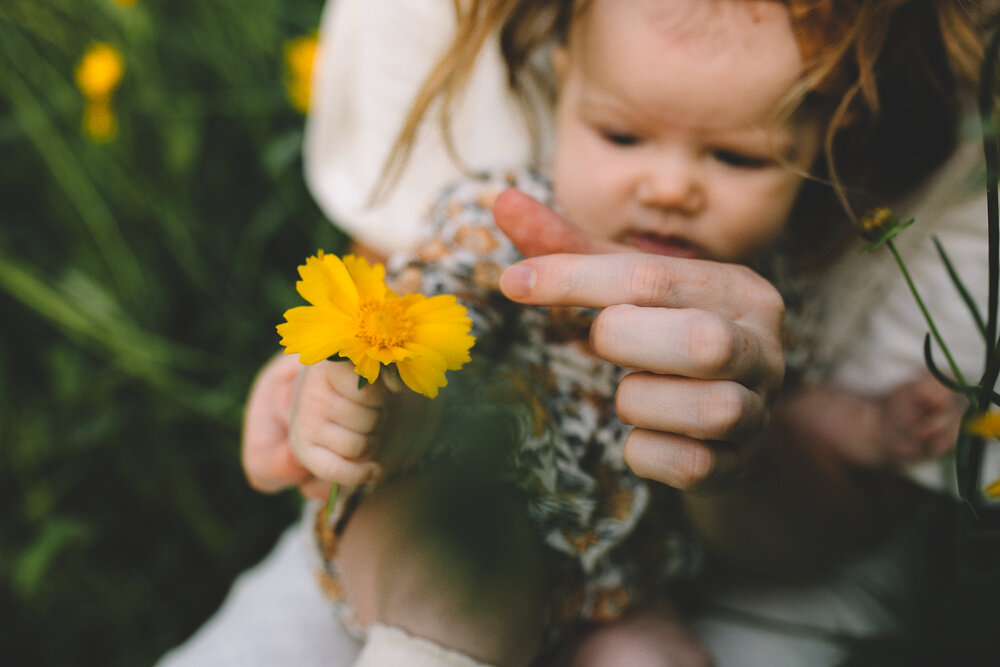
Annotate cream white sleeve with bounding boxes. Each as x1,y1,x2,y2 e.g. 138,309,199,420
303,0,552,256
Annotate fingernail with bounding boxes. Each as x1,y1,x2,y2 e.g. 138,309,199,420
500,264,535,298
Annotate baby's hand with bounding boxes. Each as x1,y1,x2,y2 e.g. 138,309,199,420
878,374,964,465
289,360,387,496
242,354,312,494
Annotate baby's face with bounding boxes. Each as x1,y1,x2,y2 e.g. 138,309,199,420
552,0,823,264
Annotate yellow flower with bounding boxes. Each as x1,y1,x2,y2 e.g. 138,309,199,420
75,43,124,100
856,207,894,240
966,411,1000,439
112,0,138,5
82,99,117,141
277,252,475,398
854,206,914,250
965,413,1000,498
284,33,318,113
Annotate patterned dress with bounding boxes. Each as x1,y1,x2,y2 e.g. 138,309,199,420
316,168,701,639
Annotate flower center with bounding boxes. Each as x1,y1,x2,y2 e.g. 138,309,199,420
356,299,413,348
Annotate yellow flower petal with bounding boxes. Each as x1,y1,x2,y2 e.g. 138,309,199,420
396,345,450,398
296,252,359,314
277,305,355,364
343,255,390,301
985,476,1000,498
409,296,475,368
967,411,1000,439
353,355,381,385
367,345,418,365
410,324,474,369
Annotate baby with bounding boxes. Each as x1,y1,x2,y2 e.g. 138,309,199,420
281,1,967,665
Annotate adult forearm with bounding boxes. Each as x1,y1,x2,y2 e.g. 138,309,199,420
681,417,917,579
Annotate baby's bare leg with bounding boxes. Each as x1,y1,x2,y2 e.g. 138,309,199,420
336,465,548,667
562,599,714,667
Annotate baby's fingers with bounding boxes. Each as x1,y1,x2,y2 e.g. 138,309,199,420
295,441,381,487
623,429,749,491
323,359,388,408
320,390,384,437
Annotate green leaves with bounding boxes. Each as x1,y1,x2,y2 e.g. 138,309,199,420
0,1,332,663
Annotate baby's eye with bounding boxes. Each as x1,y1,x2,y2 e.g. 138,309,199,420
603,131,640,147
714,150,772,169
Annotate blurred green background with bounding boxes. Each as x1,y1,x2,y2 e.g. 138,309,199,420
1,1,346,664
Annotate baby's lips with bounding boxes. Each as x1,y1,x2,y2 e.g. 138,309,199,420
628,232,703,259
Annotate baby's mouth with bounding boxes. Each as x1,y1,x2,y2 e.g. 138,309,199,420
627,232,703,259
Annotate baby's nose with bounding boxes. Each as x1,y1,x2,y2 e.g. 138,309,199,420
636,159,703,213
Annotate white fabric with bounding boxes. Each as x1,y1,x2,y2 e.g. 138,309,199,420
156,512,361,667
304,0,554,256
352,624,493,667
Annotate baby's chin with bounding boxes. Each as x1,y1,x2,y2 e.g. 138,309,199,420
625,232,705,259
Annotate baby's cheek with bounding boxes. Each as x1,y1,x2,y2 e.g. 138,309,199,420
719,216,787,264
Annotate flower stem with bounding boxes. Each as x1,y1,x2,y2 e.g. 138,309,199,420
978,27,1000,372
325,482,340,522
887,240,968,387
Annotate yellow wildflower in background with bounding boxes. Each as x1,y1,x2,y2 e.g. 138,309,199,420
284,33,318,113
75,43,124,100
277,253,475,398
966,411,1000,439
965,412,1000,498
854,206,914,250
81,100,117,142
75,43,125,142
855,206,894,241
112,0,138,5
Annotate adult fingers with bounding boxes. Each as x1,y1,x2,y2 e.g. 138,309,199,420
594,305,782,393
493,188,628,257
500,253,782,323
623,428,750,491
616,372,767,443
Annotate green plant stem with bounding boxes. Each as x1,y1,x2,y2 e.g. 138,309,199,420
979,27,1000,372
887,239,968,387
325,482,340,522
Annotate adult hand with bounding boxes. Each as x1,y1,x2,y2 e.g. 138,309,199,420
493,189,785,490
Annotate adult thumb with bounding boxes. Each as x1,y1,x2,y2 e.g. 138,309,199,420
492,188,628,257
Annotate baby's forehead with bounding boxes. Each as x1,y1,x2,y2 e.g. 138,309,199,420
625,0,791,43
575,0,804,126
